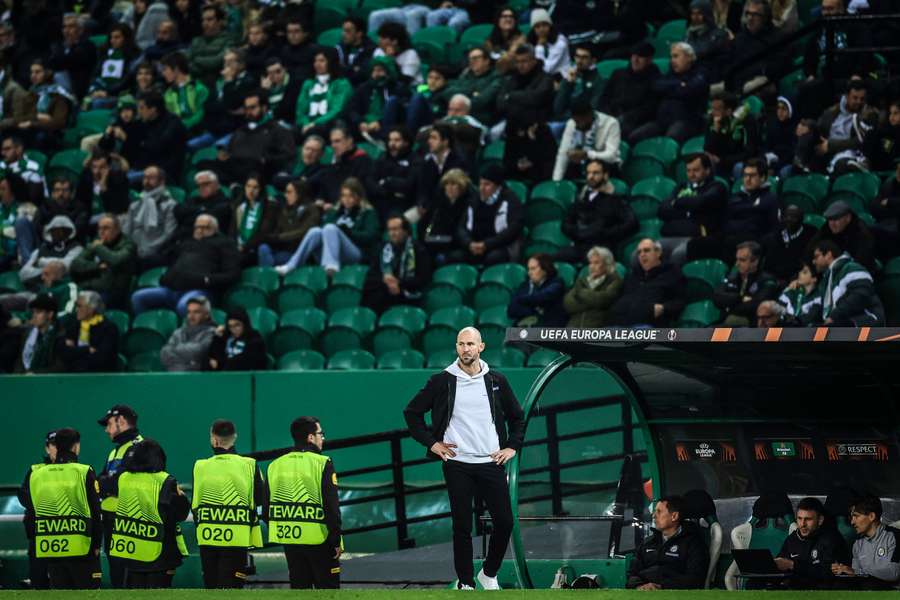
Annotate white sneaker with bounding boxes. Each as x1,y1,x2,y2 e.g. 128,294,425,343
457,583,475,590
275,264,290,276
477,569,501,590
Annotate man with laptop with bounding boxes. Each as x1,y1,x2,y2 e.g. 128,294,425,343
832,494,900,590
773,497,851,588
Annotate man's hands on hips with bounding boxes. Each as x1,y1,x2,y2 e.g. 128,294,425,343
491,448,516,465
430,441,457,461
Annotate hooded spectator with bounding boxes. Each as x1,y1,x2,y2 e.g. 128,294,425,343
207,307,267,371
18,215,83,286
349,56,407,139
765,96,798,170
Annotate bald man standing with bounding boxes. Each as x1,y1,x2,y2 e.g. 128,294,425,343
403,328,525,590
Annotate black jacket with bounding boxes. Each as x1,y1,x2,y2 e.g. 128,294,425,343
415,150,472,210
207,330,268,371
280,40,321,82
626,522,709,589
160,233,241,292
658,178,728,238
418,185,473,252
761,224,817,284
129,112,188,183
599,63,660,122
713,269,779,319
610,263,686,327
777,526,851,589
728,23,791,91
404,368,526,460
311,148,374,204
59,318,119,373
227,119,296,177
652,64,709,130
173,191,233,241
721,186,780,239
807,217,877,274
74,167,130,224
457,188,525,252
368,150,416,219
496,62,555,128
562,185,638,252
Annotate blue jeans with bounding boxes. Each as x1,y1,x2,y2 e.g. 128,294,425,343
406,93,437,133
131,286,209,317
426,7,470,32
368,5,429,34
281,224,362,272
15,217,37,264
257,243,294,267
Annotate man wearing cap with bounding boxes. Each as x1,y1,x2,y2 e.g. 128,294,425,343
17,430,57,589
192,419,266,588
811,239,883,326
20,428,103,589
598,42,660,141
97,404,143,588
809,200,877,273
14,293,63,373
450,164,524,266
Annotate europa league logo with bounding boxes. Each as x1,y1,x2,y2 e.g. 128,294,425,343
519,329,528,340
667,330,677,341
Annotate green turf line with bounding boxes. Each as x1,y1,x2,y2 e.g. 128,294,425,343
0,592,898,599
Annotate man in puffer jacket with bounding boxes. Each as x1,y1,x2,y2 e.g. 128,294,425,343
18,215,82,286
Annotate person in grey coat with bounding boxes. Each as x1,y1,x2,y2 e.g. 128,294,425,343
160,295,216,371
121,165,177,269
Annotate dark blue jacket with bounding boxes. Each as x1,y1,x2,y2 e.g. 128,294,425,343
652,65,708,130
722,186,780,238
507,276,567,327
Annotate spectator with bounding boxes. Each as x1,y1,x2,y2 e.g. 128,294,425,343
295,135,326,179
160,295,215,372
59,290,119,373
809,201,877,274
368,126,416,220
402,65,451,134
363,214,433,313
201,48,255,143
336,17,376,86
258,179,322,268
132,213,240,316
444,47,502,127
219,90,296,184
262,57,303,125
419,168,474,264
189,4,237,89
872,160,900,239
374,22,422,85
713,241,779,326
47,14,96,100
207,308,267,371
773,497,851,589
771,0,800,32
564,246,624,327
626,495,709,590
312,125,374,204
74,150,130,227
18,216,83,286
761,206,816,285
814,80,879,175
508,253,567,327
122,166,177,269
1,134,45,204
704,91,761,179
685,0,731,82
496,44,555,143
765,96,798,171
0,260,76,316
85,23,141,107
811,239,884,326
869,100,900,173
295,48,352,136
349,56,407,141
130,62,165,99
832,495,900,590
128,91,188,184
777,262,821,327
143,19,184,64
276,177,380,276
598,42,660,141
755,299,787,328
554,45,603,121
230,173,277,266
413,123,471,219
553,99,622,181
610,238,686,327
728,0,791,95
504,118,556,185
174,171,232,241
37,177,89,243
70,214,136,309
658,153,728,264
169,0,203,42
451,164,524,266
21,59,75,151
526,9,570,78
558,158,637,263
280,18,318,83
160,51,210,138
0,173,32,270
244,21,278,80
13,293,64,374
720,157,780,255
630,42,708,145
485,6,526,75
438,94,488,158
0,53,31,133
96,95,143,158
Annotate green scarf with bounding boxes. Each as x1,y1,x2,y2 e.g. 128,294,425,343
365,79,387,123
238,201,263,244
268,74,290,112
381,237,416,280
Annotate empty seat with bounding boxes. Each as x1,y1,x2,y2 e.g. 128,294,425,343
241,267,280,294
481,346,525,368
224,284,269,312
431,264,479,295
424,283,465,314
124,309,178,357
105,309,131,337
323,284,362,313
526,349,564,368
274,284,317,313
377,348,425,369
277,349,325,371
283,266,329,295
247,307,278,342
136,266,167,289
378,306,428,337
682,259,728,302
676,300,721,328
331,265,369,289
319,306,377,357
327,349,376,370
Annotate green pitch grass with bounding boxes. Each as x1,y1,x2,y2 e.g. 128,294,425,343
0,591,898,599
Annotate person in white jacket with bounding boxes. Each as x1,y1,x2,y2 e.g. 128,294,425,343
553,98,622,181
527,9,570,78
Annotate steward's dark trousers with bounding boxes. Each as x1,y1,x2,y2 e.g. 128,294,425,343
125,568,175,588
199,546,248,588
284,544,340,589
47,555,102,589
443,459,514,587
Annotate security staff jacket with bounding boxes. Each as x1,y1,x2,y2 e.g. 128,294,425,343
626,522,709,589
777,526,850,587
403,365,525,461
98,428,143,502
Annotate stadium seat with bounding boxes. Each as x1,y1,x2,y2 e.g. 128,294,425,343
682,489,723,589
211,308,226,324
481,140,505,163
413,25,456,49
371,322,413,359
424,283,466,314
655,19,686,44
526,349,565,368
480,262,527,290
314,4,349,32
359,141,384,160
332,265,369,289
824,171,881,213
780,174,829,215
25,150,48,170
317,27,342,46
631,176,677,202
653,57,670,74
421,306,476,356
76,109,114,134
47,149,88,180
432,264,479,295
676,300,722,328
319,306,377,357
778,69,804,96
610,177,629,195
481,346,525,368
269,308,327,357
413,39,446,65
680,135,705,158
105,309,131,337
224,284,269,312
124,309,178,357
596,59,628,80
324,284,362,313
274,284,317,313
430,306,477,330
724,491,793,590
682,259,728,302
377,348,425,369
247,307,278,342
0,270,24,293
555,262,576,287
529,221,572,249
478,305,512,349
460,23,492,49
506,180,528,203
472,283,513,313
426,349,457,368
378,306,428,337
803,213,826,230
623,137,679,184
277,349,325,371
527,180,578,225
241,267,280,294
127,352,164,372
327,349,376,370
284,266,328,295
824,486,861,546
356,0,402,20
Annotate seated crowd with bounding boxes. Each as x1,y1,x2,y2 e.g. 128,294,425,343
2,0,900,374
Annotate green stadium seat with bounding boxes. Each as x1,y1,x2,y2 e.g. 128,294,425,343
0,270,24,293
596,59,628,80
651,36,671,58
803,213,826,230
472,283,513,313
332,265,368,289
619,141,631,164
831,171,880,201
482,140,505,163
25,150,48,170
76,109,114,134
682,259,729,302
432,264,479,295
247,307,278,341
529,221,571,248
460,23,492,49
626,137,680,183
356,0,401,20
631,176,677,203
656,19,686,44
526,349,564,368
191,146,218,168
630,197,661,221
421,306,476,356
371,325,412,358
269,308,326,357
481,346,525,368
480,324,507,350
274,285,317,313
610,177,629,195
526,180,578,225
781,175,829,214
124,309,178,357
676,300,722,328
89,34,108,47
421,324,457,357
378,305,428,336
359,141,384,160
224,284,269,312
277,349,326,371
377,348,425,369
506,180,528,203
284,266,328,295
653,58,671,74
744,95,764,118
479,305,512,327
779,69,804,97
413,25,456,49
105,309,131,337
414,38,447,64
127,352,164,372
324,284,362,313
136,267,166,289
555,262,576,287
241,266,280,294
426,349,457,368
430,306,477,330
315,4,349,32
319,306,377,357
47,149,88,180
116,353,127,372
317,27,343,47
211,308,226,324
327,349,376,370
680,135,705,158
480,262,527,290
424,283,465,314
822,192,869,218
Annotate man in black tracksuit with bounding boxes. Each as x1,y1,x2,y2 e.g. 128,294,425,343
627,495,709,590
403,327,525,591
775,497,850,589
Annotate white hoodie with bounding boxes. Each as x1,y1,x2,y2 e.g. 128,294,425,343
443,359,500,464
